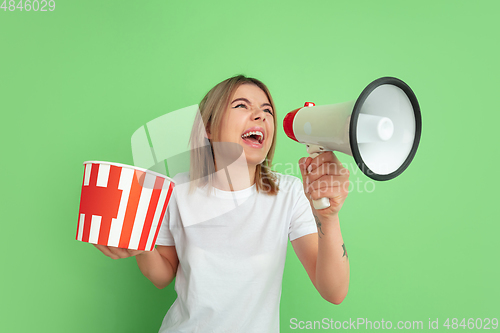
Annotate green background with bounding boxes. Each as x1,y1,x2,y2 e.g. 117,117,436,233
1,0,499,332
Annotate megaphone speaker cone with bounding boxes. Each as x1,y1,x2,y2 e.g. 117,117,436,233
350,77,422,181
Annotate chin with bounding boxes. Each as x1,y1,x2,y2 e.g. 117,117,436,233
249,157,268,168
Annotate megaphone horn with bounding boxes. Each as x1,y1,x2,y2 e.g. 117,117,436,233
283,77,422,210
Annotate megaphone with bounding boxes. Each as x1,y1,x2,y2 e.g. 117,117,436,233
283,77,422,210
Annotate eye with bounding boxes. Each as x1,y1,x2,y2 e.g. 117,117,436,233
233,103,247,109
264,108,274,116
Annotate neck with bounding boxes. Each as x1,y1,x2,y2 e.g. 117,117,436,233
212,154,257,192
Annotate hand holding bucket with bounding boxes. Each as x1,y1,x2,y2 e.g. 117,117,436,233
76,161,175,251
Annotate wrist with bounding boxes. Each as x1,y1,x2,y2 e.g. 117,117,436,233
315,213,339,226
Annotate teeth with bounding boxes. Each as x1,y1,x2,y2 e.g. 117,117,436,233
241,131,264,143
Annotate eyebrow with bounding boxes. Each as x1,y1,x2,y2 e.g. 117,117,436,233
231,97,273,109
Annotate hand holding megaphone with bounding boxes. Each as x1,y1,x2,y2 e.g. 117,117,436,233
300,147,350,212
305,143,335,210
284,77,422,210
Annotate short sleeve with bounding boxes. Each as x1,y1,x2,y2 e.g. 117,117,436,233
155,195,176,246
288,177,317,241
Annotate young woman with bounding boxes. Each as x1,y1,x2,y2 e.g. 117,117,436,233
95,75,350,332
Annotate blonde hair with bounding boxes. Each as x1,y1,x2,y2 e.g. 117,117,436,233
189,75,279,195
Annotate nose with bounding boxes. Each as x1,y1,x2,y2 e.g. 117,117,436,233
251,107,267,121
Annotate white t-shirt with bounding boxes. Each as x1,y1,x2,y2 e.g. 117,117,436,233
156,172,317,333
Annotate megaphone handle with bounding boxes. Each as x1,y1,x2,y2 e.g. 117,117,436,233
306,145,331,210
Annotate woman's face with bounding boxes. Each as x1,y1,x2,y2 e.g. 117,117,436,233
214,83,275,168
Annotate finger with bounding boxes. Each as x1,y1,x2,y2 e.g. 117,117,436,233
94,244,121,260
306,163,350,184
309,181,348,205
309,155,345,175
298,157,312,176
107,246,134,259
305,174,350,195
307,152,345,174
127,249,146,257
303,165,349,192
309,183,348,201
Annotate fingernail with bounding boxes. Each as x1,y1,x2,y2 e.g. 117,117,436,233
307,165,312,173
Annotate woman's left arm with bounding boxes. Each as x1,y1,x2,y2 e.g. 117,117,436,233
291,152,350,304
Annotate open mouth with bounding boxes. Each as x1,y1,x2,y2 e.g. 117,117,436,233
241,130,264,145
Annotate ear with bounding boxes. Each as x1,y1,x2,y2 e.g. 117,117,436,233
205,123,211,140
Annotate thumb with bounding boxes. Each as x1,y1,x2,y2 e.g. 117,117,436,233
127,249,146,256
298,157,312,175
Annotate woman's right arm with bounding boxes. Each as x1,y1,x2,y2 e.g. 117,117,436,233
136,245,178,289
94,244,179,289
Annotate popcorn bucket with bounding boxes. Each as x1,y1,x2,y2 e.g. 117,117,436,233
76,161,175,251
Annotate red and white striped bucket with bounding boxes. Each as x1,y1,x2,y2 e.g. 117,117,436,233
76,161,174,251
